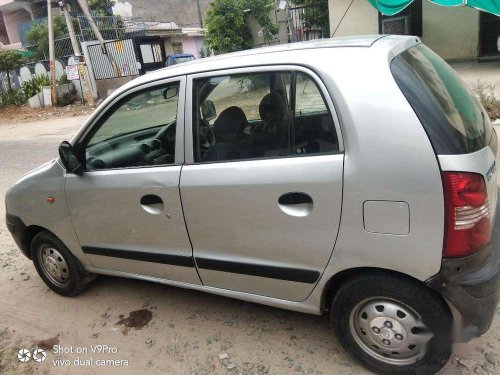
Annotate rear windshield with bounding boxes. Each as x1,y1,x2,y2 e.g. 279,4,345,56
391,44,492,155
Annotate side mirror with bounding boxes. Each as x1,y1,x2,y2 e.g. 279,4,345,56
201,100,216,121
58,141,83,175
163,86,178,100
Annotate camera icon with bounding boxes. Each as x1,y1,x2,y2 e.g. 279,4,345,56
33,349,47,363
17,348,47,363
17,349,31,363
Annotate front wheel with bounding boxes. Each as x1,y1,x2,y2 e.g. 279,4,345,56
331,272,452,374
30,231,95,296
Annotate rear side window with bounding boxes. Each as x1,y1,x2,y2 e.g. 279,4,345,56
192,71,338,163
391,44,493,154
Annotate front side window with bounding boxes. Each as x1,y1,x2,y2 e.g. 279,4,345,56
192,71,338,163
84,83,180,170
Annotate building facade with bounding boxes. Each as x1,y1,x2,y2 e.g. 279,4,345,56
111,0,210,57
328,0,500,60
0,0,37,48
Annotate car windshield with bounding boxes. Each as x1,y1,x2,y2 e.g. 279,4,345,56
173,56,194,64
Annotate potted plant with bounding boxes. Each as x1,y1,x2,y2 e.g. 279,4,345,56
22,75,49,108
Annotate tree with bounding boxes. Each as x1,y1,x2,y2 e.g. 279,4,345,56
25,15,76,60
88,0,114,16
0,50,25,90
292,0,330,38
246,0,279,43
205,0,253,55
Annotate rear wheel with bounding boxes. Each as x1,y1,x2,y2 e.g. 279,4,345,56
30,231,95,296
331,272,451,374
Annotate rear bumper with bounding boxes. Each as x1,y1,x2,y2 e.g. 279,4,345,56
6,213,30,258
426,244,500,342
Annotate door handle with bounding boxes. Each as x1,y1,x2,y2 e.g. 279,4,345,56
278,192,313,205
140,194,164,215
278,192,313,217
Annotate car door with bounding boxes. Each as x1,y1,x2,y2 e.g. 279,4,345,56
65,77,201,285
180,66,344,301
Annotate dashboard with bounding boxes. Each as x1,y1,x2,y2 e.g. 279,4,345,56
85,122,176,170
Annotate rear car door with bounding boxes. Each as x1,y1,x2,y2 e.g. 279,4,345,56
180,66,344,301
65,77,201,284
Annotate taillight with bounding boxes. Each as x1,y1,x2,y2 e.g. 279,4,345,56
442,172,491,258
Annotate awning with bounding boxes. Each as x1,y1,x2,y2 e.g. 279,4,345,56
367,0,500,16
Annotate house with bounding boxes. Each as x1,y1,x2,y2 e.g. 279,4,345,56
328,0,500,60
1,0,209,58
0,0,38,49
111,0,209,57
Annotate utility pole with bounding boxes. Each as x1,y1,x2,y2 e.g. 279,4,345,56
59,0,94,106
76,0,121,77
285,0,294,43
47,0,57,106
60,1,81,55
196,0,203,28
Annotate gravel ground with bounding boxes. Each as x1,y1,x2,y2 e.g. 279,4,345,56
0,114,499,375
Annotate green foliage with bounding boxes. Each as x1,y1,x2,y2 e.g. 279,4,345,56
473,82,500,120
25,15,79,60
57,74,69,85
0,50,26,90
199,41,212,58
88,0,114,16
0,50,25,73
246,0,279,43
21,75,50,98
205,0,253,55
292,0,330,38
0,88,26,107
205,0,279,54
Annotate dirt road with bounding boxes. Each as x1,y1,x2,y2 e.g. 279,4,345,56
0,115,499,375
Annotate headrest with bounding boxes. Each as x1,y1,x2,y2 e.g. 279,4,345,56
213,106,248,141
259,92,286,122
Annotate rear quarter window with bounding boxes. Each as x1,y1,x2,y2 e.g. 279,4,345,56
391,44,493,155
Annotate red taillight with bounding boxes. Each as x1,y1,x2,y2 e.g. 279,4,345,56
442,172,491,258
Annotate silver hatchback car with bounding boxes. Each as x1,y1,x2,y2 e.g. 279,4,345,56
5,35,499,374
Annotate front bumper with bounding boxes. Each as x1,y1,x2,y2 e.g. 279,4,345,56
6,213,30,258
426,244,500,342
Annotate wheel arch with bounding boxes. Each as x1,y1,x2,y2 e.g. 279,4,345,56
21,225,56,259
320,267,449,314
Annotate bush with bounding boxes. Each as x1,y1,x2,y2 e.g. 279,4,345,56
21,75,50,98
0,50,26,90
57,75,69,85
473,82,500,121
0,88,26,107
205,0,279,55
205,0,253,55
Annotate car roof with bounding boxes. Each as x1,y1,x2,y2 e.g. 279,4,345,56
114,35,419,95
75,35,420,144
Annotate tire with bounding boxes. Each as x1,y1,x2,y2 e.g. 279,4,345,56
331,272,452,375
30,231,95,296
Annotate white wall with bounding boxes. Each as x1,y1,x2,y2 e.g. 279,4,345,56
328,0,480,60
421,1,479,60
329,0,378,37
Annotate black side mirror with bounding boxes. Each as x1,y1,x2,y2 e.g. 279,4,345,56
163,86,178,100
201,100,216,121
58,141,83,175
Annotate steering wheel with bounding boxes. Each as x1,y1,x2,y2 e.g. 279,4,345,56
199,120,216,150
154,123,176,148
